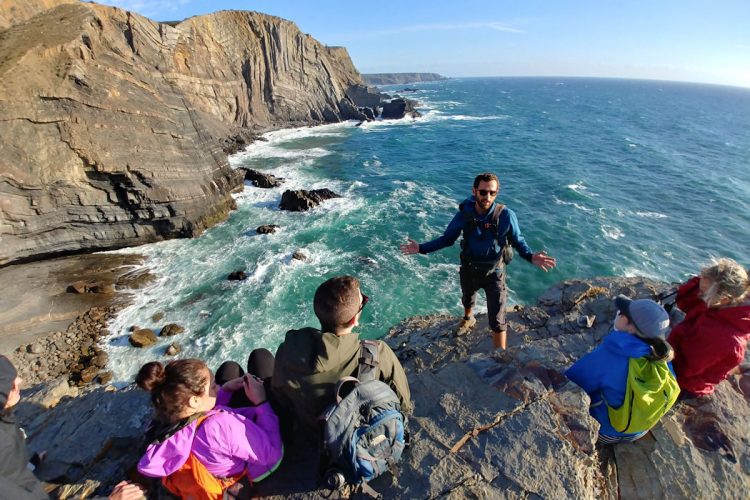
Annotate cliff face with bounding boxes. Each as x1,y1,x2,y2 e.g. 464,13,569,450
0,0,77,30
0,2,365,266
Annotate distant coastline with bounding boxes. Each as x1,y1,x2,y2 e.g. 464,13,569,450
362,72,449,85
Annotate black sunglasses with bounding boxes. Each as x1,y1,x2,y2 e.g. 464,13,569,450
477,189,497,197
349,293,369,324
357,293,369,314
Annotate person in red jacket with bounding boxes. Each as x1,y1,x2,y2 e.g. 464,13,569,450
668,258,750,397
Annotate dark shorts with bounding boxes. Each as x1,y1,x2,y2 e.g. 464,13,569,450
459,263,507,333
215,348,275,408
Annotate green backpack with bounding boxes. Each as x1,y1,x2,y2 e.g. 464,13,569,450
606,357,680,434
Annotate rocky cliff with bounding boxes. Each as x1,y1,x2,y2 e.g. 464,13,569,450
0,1,367,266
362,72,449,85
14,277,750,498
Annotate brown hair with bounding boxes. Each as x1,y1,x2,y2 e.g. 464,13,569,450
700,258,750,307
473,173,500,189
136,359,209,423
313,275,362,332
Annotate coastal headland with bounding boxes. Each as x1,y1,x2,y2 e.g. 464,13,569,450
362,73,449,85
2,2,749,499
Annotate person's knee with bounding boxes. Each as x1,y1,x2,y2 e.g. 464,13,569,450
247,348,275,380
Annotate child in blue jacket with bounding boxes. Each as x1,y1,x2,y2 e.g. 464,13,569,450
565,295,673,444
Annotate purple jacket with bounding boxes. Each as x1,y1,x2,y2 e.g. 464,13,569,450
138,389,283,482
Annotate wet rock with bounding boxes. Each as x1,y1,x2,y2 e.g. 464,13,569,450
257,224,280,234
241,168,284,188
79,366,99,384
89,283,114,294
92,351,109,368
97,371,113,385
166,343,182,356
292,250,308,262
116,269,155,289
160,323,185,337
68,281,88,294
128,329,157,347
227,270,247,281
279,189,340,211
380,98,421,119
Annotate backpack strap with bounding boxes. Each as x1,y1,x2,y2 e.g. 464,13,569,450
357,340,380,383
460,201,511,264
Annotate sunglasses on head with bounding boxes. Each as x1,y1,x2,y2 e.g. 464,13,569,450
477,189,497,197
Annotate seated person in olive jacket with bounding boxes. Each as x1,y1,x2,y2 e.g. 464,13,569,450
271,276,412,443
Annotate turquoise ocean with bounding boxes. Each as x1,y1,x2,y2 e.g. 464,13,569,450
106,77,750,381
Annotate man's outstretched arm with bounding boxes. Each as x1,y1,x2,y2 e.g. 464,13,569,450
400,212,464,255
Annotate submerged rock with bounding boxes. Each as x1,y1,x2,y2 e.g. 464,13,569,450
160,323,185,337
242,169,284,188
227,270,248,281
166,343,182,356
128,328,157,347
279,189,340,211
257,224,280,234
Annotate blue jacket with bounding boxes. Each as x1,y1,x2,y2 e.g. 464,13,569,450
419,197,534,262
565,331,674,438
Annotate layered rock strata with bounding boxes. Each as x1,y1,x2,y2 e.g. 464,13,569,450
0,1,367,265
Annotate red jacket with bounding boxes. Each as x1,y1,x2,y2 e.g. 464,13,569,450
668,276,750,395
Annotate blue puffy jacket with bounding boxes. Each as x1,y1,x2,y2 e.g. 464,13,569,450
565,331,675,438
419,197,534,263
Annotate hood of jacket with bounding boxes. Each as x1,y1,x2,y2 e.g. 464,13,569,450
709,302,750,337
603,330,653,358
138,409,219,477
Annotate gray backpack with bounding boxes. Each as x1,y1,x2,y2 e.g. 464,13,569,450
319,340,406,495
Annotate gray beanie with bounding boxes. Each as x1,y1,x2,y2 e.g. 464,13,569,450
0,355,18,409
614,295,670,339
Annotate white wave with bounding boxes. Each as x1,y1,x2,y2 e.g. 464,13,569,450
233,145,332,162
601,224,624,240
635,211,668,219
424,112,511,122
228,122,352,165
553,196,595,213
566,181,587,193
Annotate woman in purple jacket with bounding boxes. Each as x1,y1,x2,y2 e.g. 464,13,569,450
136,356,283,496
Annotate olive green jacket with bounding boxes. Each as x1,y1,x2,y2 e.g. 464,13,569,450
271,327,413,438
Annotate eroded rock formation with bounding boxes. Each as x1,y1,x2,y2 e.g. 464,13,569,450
0,1,367,265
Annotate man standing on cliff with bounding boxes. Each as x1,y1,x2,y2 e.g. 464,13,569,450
400,172,556,349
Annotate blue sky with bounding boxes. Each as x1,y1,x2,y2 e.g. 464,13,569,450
98,1,750,88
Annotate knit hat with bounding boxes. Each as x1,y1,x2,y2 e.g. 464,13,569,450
0,355,18,409
614,295,670,339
